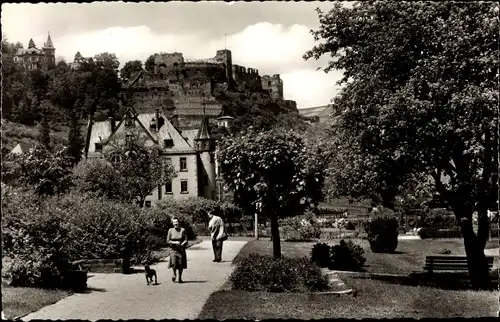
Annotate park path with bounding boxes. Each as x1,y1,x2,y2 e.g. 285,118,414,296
23,239,247,321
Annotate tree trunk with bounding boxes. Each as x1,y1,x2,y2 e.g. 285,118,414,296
460,216,491,290
270,210,281,259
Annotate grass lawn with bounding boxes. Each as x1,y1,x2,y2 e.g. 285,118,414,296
233,237,499,275
2,285,71,319
199,279,498,319
200,237,499,319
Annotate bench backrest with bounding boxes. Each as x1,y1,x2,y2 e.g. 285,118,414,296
425,256,494,268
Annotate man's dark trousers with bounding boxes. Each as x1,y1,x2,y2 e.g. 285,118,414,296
212,239,223,262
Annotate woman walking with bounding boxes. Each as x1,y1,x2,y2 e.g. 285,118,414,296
167,217,188,283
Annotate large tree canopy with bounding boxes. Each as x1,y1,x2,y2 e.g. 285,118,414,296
218,129,326,258
304,1,498,289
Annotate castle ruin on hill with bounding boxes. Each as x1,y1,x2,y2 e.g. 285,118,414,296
123,49,297,128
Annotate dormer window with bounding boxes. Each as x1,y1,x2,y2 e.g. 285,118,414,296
125,117,134,127
95,143,103,152
164,139,174,148
125,134,133,144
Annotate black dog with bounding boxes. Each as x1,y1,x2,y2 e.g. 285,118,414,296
144,265,158,285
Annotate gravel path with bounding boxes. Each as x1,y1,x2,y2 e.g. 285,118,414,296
23,239,247,321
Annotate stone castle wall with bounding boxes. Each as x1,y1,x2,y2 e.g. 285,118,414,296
128,49,292,122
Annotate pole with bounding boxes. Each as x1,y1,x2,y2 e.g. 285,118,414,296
254,212,259,240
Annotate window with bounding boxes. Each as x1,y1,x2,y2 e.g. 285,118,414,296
125,117,134,127
164,139,174,148
180,157,187,171
95,143,103,152
111,154,122,163
180,180,188,194
125,134,133,144
166,157,172,165
165,181,172,194
145,201,152,208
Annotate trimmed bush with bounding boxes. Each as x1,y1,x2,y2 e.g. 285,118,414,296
230,253,329,292
422,209,459,230
328,240,366,271
366,215,399,253
311,242,331,268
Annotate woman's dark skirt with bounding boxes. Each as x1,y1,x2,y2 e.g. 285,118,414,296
169,247,187,269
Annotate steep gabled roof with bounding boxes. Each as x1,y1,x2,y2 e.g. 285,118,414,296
9,142,34,155
195,117,211,141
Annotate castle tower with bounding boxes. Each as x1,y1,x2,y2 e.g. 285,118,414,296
42,33,56,69
195,117,216,200
215,49,233,82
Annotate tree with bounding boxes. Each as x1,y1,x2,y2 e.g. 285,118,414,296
216,90,307,133
39,100,53,150
67,111,84,164
93,52,120,70
104,132,177,206
218,129,326,258
120,60,143,82
3,145,73,196
304,1,498,289
71,158,125,199
145,54,156,73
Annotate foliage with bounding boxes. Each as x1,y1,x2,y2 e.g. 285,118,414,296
67,111,84,164
120,60,143,82
328,240,366,271
280,215,321,241
1,188,72,288
230,253,329,292
71,158,124,200
2,145,73,195
422,209,460,230
93,52,120,70
310,242,331,268
215,90,307,133
304,1,498,288
144,54,156,73
103,140,176,205
366,216,399,253
219,129,326,257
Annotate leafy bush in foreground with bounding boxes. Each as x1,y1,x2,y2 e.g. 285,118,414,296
310,242,331,268
328,240,366,271
230,253,329,292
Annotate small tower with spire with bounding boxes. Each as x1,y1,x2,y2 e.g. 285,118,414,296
42,32,56,69
195,116,217,199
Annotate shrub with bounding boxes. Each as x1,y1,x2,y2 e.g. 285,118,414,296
418,227,438,239
366,215,399,253
422,208,459,230
311,242,331,268
280,216,321,241
152,199,197,240
345,221,355,230
328,240,366,271
2,188,73,288
230,253,329,292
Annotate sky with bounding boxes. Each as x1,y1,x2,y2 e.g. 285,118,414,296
2,1,348,108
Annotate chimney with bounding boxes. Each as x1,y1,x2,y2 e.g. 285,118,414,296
155,109,160,132
108,117,115,133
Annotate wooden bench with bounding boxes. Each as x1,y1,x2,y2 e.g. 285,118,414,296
424,255,494,273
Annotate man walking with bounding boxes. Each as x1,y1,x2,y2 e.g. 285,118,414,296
208,210,227,262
